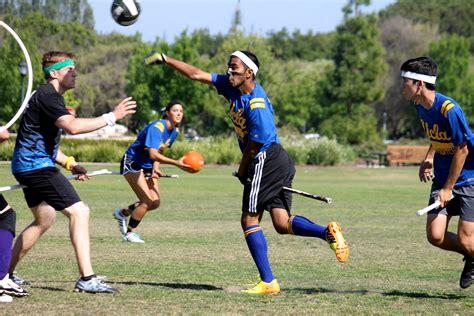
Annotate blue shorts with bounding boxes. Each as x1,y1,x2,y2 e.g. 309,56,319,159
14,167,81,211
429,182,474,222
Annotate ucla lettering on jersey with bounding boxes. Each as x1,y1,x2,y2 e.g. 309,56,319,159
415,92,474,186
212,73,280,154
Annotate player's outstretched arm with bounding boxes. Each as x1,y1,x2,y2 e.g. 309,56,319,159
55,97,136,135
144,52,212,85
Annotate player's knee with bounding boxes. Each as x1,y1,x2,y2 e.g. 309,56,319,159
69,203,90,221
426,231,444,247
149,199,160,210
274,222,289,235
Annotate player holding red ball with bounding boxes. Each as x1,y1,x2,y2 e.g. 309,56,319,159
113,100,194,243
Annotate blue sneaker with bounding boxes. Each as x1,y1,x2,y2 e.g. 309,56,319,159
74,276,118,294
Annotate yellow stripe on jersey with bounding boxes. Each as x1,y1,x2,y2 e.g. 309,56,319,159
154,121,165,132
440,100,455,117
431,141,455,155
250,102,265,109
244,226,262,237
250,98,266,109
250,98,265,104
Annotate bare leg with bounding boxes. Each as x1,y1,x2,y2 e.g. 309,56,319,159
426,213,465,253
123,172,160,231
458,219,474,256
9,202,56,274
270,208,291,234
61,201,93,277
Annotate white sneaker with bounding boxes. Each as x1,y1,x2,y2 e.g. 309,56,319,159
0,294,13,303
124,232,145,243
113,208,128,236
0,274,28,297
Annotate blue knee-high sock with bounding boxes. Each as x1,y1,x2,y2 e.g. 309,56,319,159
0,229,13,279
244,225,274,283
289,215,327,240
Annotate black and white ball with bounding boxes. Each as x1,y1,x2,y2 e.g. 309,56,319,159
111,0,141,26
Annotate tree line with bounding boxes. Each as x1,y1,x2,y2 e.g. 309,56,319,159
1,0,473,147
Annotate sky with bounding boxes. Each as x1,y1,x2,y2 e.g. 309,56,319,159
90,0,397,43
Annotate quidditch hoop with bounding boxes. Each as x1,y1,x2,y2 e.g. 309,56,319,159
0,21,33,132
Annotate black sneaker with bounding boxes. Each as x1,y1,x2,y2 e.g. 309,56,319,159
460,255,474,289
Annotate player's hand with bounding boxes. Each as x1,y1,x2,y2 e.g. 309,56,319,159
113,97,137,121
152,168,163,179
143,51,167,65
232,171,250,185
71,164,89,181
438,187,453,208
176,157,194,173
419,159,434,182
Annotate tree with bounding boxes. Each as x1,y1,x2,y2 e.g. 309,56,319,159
321,13,387,144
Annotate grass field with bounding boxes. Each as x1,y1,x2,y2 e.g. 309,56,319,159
1,163,474,314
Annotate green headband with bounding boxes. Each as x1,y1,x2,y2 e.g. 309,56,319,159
43,59,75,75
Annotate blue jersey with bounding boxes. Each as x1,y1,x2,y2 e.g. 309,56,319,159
12,84,70,174
416,92,474,187
212,73,279,154
125,119,180,169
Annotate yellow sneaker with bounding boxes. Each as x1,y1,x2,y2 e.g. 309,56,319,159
326,221,349,263
241,279,280,295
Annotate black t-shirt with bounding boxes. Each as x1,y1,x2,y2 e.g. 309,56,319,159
12,83,70,173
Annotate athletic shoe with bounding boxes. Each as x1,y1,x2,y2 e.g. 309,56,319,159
10,274,29,286
74,276,119,294
326,222,349,263
124,232,145,243
113,208,128,236
241,279,280,295
0,274,29,297
460,255,474,289
0,294,13,303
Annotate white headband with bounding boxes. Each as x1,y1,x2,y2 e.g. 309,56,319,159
231,51,259,75
401,71,436,84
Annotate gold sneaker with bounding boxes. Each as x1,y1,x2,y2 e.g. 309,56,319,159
326,222,349,263
241,279,280,295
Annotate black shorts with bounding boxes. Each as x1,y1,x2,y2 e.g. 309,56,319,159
120,154,152,178
14,167,81,211
242,144,295,213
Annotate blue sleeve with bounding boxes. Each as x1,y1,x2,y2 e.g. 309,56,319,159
144,124,163,150
212,73,232,99
447,106,472,146
246,99,275,144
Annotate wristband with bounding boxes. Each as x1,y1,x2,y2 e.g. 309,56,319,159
63,156,77,171
102,112,116,127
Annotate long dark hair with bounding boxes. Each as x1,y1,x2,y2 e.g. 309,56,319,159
161,99,184,126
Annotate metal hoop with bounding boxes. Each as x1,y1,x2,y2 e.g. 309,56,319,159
0,21,33,132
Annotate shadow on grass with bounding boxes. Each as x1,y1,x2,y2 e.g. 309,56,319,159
289,287,466,300
289,287,372,295
383,290,466,300
114,281,223,291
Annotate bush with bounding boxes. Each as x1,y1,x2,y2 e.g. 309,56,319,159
0,134,355,166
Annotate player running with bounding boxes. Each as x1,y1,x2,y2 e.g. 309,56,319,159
8,51,136,294
113,100,192,243
143,50,349,294
401,57,474,289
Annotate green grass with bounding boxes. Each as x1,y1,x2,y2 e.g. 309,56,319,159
1,163,473,314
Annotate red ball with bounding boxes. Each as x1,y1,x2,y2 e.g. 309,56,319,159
183,150,204,173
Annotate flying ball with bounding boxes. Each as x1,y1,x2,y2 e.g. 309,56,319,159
111,0,141,26
183,150,205,173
